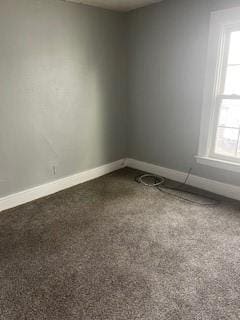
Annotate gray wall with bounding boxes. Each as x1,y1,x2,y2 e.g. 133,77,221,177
2,0,240,198
127,0,240,186
0,0,127,197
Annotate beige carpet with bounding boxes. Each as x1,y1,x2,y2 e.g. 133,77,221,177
0,168,240,319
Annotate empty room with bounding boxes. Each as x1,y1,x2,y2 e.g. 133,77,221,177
1,0,240,319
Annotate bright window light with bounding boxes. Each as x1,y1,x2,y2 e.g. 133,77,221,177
213,30,240,160
197,7,240,172
224,31,240,95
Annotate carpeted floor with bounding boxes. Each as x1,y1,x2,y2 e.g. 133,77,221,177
0,168,240,320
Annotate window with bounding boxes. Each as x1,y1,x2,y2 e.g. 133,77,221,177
197,7,240,172
213,29,240,160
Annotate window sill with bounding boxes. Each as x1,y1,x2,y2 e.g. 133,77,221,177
195,156,240,173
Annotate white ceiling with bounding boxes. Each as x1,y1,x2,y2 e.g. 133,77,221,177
65,0,163,12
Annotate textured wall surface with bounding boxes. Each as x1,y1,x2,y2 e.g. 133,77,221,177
0,0,127,197
127,0,240,186
1,0,240,199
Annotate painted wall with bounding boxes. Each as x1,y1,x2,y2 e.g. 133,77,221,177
0,0,127,197
2,0,240,199
127,0,240,186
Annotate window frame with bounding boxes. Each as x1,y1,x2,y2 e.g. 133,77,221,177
196,7,240,172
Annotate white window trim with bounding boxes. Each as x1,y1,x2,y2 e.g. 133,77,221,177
197,6,240,172
195,155,240,173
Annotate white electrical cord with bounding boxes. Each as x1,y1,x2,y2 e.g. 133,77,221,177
135,171,219,206
138,174,165,187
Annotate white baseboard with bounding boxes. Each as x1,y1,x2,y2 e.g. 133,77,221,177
1,157,239,212
126,158,240,201
0,159,126,212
